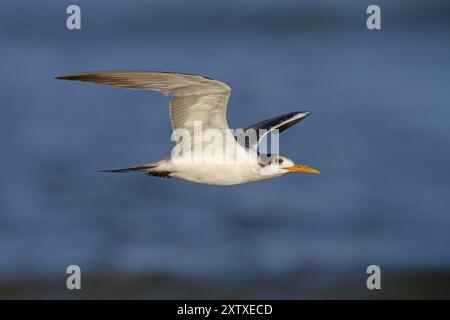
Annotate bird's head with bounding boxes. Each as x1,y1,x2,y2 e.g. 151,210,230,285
259,154,320,176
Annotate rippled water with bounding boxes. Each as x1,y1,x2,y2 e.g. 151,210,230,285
1,0,450,298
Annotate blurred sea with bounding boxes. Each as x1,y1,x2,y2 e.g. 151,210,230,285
1,0,450,298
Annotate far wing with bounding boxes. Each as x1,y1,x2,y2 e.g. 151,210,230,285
235,111,310,150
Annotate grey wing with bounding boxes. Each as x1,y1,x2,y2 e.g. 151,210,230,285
235,111,311,150
55,71,232,140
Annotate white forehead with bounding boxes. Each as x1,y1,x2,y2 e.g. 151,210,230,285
272,155,294,166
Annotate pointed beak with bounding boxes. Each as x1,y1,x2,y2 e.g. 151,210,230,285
286,164,320,174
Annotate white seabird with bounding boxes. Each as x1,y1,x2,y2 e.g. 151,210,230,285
56,71,320,185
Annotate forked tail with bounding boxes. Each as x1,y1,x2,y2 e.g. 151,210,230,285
97,164,156,173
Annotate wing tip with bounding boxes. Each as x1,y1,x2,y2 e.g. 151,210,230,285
54,73,84,81
292,111,311,120
54,71,216,81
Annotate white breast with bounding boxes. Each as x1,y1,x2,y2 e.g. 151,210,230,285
168,162,266,185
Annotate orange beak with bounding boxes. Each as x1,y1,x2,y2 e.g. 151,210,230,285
286,164,320,174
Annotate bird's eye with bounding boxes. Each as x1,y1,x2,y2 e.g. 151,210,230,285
273,158,283,165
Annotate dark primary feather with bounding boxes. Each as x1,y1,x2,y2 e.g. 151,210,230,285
235,111,310,149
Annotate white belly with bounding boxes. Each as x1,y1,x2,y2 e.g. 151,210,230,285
171,163,269,185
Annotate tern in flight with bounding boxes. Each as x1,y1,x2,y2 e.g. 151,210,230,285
56,71,320,185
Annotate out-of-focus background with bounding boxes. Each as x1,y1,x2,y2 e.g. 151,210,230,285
1,0,450,299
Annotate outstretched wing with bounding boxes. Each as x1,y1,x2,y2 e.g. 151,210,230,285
235,111,310,150
56,71,232,141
